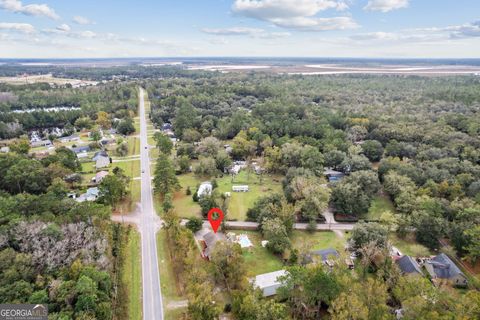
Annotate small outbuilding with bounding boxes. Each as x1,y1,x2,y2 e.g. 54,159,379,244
251,270,287,297
232,185,249,192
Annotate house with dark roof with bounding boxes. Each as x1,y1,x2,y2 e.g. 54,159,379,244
304,248,340,267
71,145,91,154
425,253,468,287
201,231,226,259
323,169,345,183
92,150,109,161
396,255,423,276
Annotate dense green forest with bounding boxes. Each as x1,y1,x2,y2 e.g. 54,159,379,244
147,73,480,319
0,81,138,319
0,82,137,138
148,74,480,257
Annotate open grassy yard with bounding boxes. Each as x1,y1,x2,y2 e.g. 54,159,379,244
291,230,347,252
127,136,140,156
157,231,184,302
228,231,284,276
112,160,140,178
389,233,433,257
365,194,396,221
122,228,142,320
134,117,140,133
173,171,283,220
157,230,189,319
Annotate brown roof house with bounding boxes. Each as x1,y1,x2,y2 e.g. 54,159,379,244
201,231,226,259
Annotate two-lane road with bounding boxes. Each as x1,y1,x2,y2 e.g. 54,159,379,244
139,88,164,320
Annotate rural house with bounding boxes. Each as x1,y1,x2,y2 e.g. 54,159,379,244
396,255,423,276
425,253,468,287
251,270,287,297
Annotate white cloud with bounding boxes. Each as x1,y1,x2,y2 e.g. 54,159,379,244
201,27,265,36
364,0,409,13
78,30,96,38
270,16,358,31
349,21,480,45
233,0,347,19
350,31,397,40
0,22,35,33
73,16,94,25
232,0,356,31
201,26,291,39
0,0,59,19
56,24,71,32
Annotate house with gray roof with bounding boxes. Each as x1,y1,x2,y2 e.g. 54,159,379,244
396,255,423,276
425,253,468,287
71,145,90,154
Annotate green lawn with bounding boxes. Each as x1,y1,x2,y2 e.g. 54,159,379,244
112,160,140,178
231,231,284,276
123,228,142,320
365,194,396,221
131,180,141,203
173,171,283,220
389,233,433,257
134,117,140,133
291,230,346,252
157,230,186,307
127,136,140,156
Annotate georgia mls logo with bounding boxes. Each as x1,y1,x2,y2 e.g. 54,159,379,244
0,304,48,320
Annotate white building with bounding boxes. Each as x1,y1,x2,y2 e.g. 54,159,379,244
197,181,212,197
95,156,110,169
232,185,249,192
251,270,287,297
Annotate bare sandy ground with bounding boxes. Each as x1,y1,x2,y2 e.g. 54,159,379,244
184,63,480,76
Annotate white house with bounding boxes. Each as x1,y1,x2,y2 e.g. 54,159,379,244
96,156,111,169
251,270,287,297
232,185,249,192
76,187,100,202
58,134,80,143
92,171,109,184
197,181,212,197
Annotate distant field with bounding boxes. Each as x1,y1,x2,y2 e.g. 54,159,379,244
0,73,98,86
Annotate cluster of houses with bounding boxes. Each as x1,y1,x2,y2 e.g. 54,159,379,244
250,250,469,299
394,253,468,287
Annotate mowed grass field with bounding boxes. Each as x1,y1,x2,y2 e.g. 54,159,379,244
122,228,142,320
291,230,347,252
365,194,396,221
172,171,283,220
232,231,284,276
230,230,347,276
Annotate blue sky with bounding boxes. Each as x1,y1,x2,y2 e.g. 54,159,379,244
0,0,479,58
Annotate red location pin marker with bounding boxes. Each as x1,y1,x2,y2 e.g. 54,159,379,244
207,208,224,233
